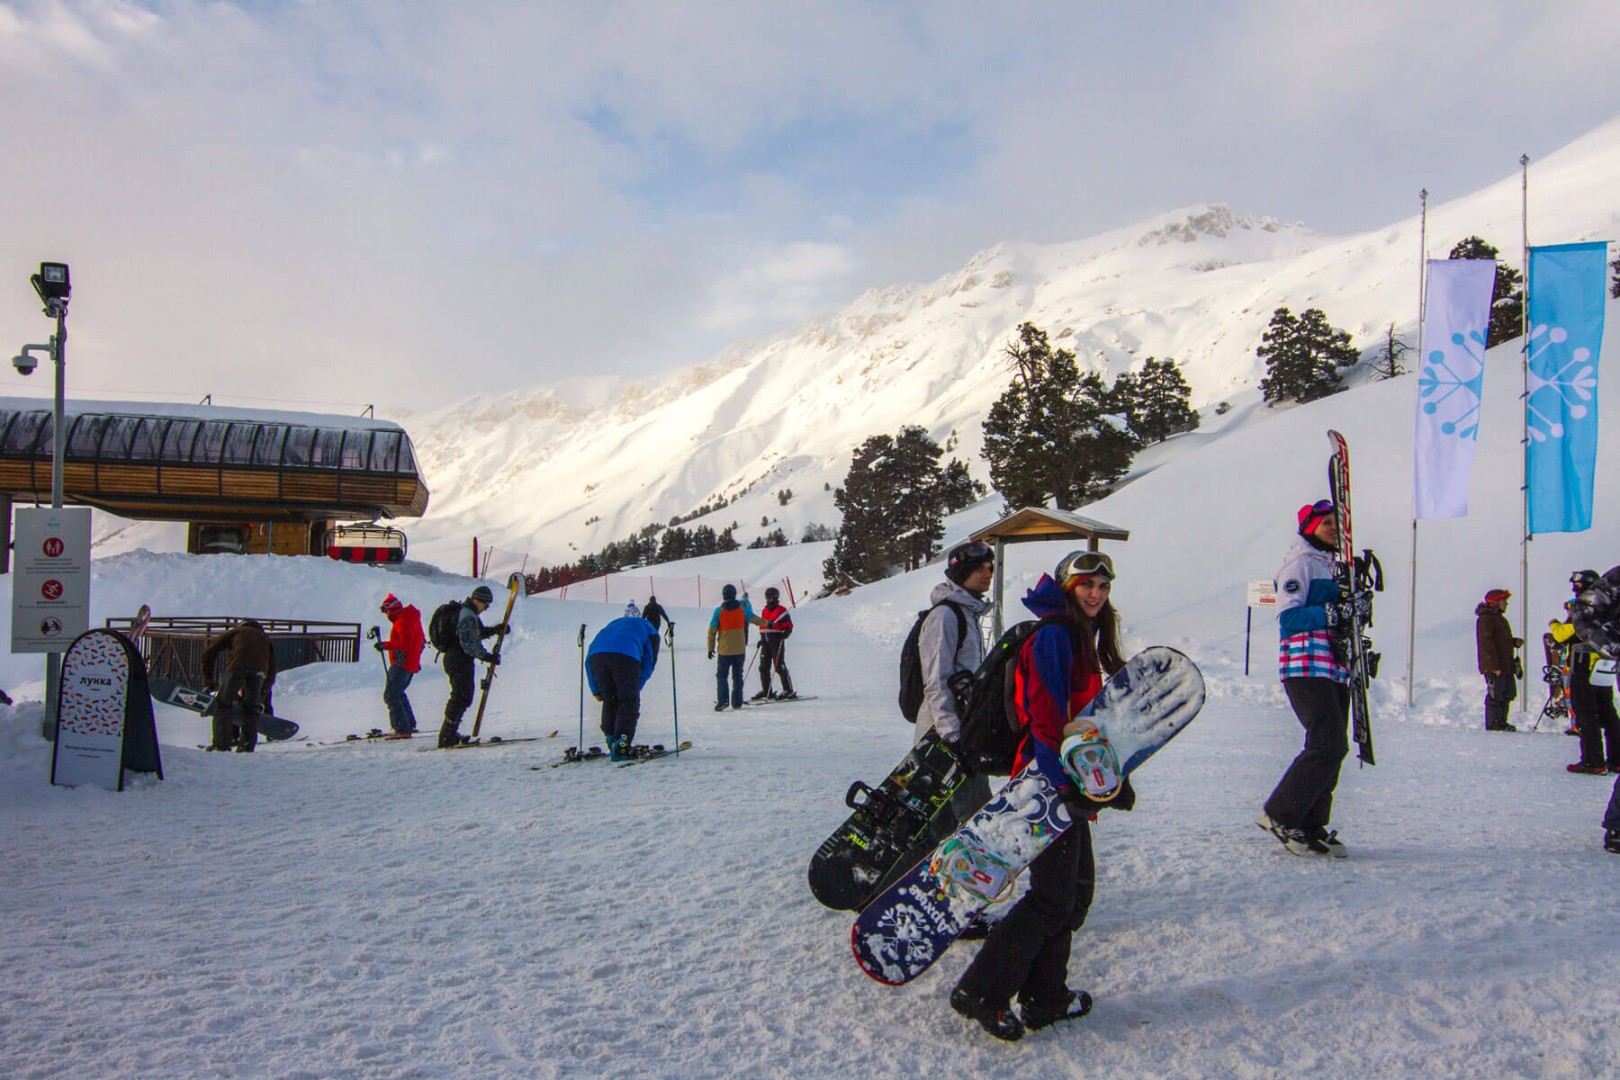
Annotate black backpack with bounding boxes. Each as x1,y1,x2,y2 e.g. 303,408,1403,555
948,617,1061,776
898,600,968,723
428,600,462,657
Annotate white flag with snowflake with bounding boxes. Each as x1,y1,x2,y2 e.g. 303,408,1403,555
1414,258,1497,519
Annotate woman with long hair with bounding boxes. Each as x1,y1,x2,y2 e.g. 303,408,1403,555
949,549,1133,1041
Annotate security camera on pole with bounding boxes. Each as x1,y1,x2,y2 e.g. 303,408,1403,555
9,262,89,740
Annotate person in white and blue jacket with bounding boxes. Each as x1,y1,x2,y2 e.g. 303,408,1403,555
1257,500,1356,858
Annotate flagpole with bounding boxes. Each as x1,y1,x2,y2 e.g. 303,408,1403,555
1405,188,1428,708
1517,153,1531,722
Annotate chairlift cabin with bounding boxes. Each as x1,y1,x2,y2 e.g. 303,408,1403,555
968,506,1130,641
324,523,408,564
0,398,429,561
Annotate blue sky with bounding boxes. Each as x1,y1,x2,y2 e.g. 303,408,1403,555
1,0,1617,412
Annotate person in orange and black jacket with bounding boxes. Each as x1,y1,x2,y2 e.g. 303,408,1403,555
377,593,425,739
201,619,278,752
706,584,761,711
948,550,1130,1043
750,586,796,701
1476,588,1522,732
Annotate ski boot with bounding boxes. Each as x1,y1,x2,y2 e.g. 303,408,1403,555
1020,989,1093,1031
950,988,1023,1042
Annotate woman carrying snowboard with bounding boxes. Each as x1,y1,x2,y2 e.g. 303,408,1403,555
949,549,1133,1041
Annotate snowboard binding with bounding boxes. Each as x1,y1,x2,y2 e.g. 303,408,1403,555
1059,721,1122,801
931,837,1017,904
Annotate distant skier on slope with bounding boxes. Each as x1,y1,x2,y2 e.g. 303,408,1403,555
1257,500,1355,858
641,595,668,632
750,586,797,701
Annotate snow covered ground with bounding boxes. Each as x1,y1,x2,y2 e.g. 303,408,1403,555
5,333,1620,1076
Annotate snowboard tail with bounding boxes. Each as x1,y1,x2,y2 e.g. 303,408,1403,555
148,676,300,741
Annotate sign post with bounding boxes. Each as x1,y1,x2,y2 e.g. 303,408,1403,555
1245,580,1279,677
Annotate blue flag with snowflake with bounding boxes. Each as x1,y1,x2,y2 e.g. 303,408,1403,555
1526,242,1608,534
1414,258,1497,518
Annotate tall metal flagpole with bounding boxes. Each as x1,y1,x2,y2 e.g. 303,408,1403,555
1517,153,1531,721
1405,188,1428,707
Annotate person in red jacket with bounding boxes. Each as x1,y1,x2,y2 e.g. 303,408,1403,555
377,593,425,738
949,550,1131,1042
751,586,797,700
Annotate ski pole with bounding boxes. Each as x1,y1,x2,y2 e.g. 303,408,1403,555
666,620,679,757
367,625,388,674
577,624,587,751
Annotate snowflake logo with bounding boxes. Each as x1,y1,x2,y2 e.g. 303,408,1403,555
1417,329,1487,440
1525,322,1597,443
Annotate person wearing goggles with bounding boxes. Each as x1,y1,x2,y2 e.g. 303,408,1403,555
1257,499,1354,857
949,549,1127,1041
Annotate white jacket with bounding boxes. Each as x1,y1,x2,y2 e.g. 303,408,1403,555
914,579,992,743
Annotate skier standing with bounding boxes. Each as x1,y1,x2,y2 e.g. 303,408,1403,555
437,585,508,748
642,596,668,632
376,593,425,738
949,550,1128,1042
200,618,278,753
706,584,761,711
586,613,661,761
1475,588,1522,732
1257,500,1354,857
915,540,996,847
751,586,796,700
1553,570,1620,773
1570,565,1620,853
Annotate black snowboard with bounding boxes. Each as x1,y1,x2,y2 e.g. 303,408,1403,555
148,676,300,741
807,729,969,911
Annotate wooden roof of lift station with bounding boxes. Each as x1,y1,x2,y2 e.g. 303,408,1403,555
0,398,429,524
969,506,1131,640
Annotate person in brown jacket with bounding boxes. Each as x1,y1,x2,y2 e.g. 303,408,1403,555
201,619,278,752
1476,589,1522,732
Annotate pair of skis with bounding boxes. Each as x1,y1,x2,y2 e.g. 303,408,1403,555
1326,430,1383,766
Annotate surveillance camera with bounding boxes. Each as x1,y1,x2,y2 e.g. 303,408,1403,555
12,353,37,376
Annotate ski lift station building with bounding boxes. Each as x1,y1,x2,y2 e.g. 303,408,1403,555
0,398,429,559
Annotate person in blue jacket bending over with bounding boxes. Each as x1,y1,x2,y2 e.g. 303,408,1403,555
586,613,661,761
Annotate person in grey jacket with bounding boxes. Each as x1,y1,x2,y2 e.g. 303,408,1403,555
916,539,996,844
437,585,509,748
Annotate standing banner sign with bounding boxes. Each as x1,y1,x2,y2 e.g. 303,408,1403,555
1526,242,1608,534
1414,258,1497,518
50,628,162,791
1243,580,1279,677
12,507,92,652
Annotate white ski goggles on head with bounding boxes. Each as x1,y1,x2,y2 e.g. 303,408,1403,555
1057,550,1115,589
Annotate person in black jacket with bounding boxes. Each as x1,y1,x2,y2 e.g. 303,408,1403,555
436,585,508,748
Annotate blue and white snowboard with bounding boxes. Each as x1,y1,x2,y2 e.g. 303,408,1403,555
851,646,1204,986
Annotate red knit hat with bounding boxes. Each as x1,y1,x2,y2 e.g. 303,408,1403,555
1297,500,1335,536
1484,588,1511,604
381,594,403,615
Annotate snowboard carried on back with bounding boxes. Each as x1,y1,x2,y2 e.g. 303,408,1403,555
851,646,1204,986
808,729,970,911
148,676,300,742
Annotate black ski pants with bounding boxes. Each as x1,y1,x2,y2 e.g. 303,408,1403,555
1264,677,1350,835
758,636,794,696
212,670,265,751
1484,673,1516,731
589,651,643,746
1575,682,1620,769
955,817,1094,1010
442,651,476,733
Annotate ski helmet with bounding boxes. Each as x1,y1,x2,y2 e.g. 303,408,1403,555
1056,550,1116,589
1572,570,1599,593
1484,588,1510,604
945,540,994,585
722,583,738,601
1297,499,1336,537
765,587,780,603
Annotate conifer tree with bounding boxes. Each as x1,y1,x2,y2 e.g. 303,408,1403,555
1448,236,1523,348
982,323,1141,509
1120,357,1200,442
823,427,955,589
1258,307,1359,404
